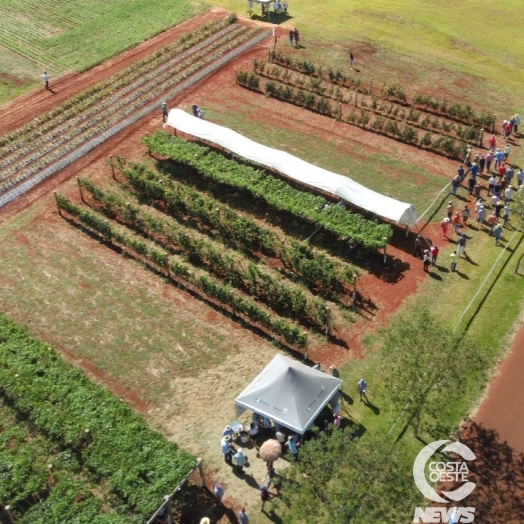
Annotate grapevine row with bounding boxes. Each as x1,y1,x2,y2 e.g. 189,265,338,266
143,132,392,249
113,157,356,297
56,194,307,348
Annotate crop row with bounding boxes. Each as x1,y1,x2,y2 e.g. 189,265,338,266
0,312,196,522
0,399,128,523
0,27,262,193
253,62,485,145
268,51,494,128
79,179,330,331
0,19,230,155
55,194,307,347
143,132,392,249
237,72,468,161
0,24,251,182
113,157,356,297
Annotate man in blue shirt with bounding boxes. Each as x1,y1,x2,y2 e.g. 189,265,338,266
285,436,299,460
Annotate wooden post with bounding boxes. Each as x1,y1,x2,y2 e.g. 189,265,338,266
303,332,309,360
109,155,115,179
77,177,84,202
197,458,205,487
352,273,358,305
53,191,61,216
477,128,483,147
383,238,388,264
369,77,373,95
354,90,358,108
325,306,331,335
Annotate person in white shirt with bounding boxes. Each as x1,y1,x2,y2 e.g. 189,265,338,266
42,72,49,89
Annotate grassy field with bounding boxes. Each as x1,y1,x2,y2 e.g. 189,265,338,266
0,0,206,105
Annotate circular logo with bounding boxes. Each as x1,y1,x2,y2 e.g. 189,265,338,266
413,439,476,503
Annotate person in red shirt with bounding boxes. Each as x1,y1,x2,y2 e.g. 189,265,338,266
488,135,496,149
498,164,506,180
430,245,439,266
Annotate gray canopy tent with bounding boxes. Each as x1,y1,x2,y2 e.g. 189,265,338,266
247,0,274,20
234,354,343,435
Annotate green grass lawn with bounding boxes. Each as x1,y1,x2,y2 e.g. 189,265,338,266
0,0,207,105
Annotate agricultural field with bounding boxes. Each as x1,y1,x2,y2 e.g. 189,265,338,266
1,1,524,523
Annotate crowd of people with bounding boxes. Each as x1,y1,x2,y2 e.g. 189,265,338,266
416,118,521,273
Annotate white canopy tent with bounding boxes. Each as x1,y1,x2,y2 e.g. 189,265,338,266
165,109,418,227
234,354,343,435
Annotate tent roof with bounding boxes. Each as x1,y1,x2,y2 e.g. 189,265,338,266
165,109,418,227
234,354,342,434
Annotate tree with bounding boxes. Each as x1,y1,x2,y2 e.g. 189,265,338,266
380,309,488,436
279,429,421,524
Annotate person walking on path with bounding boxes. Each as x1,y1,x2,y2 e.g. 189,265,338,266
470,162,479,177
422,249,430,272
289,30,294,46
446,201,454,219
234,448,248,474
161,102,168,123
450,251,459,272
494,223,503,245
487,212,497,235
430,245,439,266
517,169,524,188
239,507,249,524
488,134,496,150
467,176,475,196
285,436,299,461
214,482,224,502
457,234,467,257
349,52,355,68
260,486,270,512
495,199,504,219
498,164,506,182
221,435,233,465
457,164,465,182
441,217,450,240
503,144,511,162
452,212,462,234
357,378,368,402
486,150,494,173
505,185,515,204
506,166,514,185
42,72,49,89
462,205,470,224
413,235,423,257
476,205,486,229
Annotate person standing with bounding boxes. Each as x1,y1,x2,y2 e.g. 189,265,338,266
473,182,481,200
506,166,514,185
517,169,524,188
260,485,270,511
487,211,497,235
505,185,515,204
476,205,486,229
441,217,450,239
221,435,233,465
293,28,299,47
430,245,439,266
448,507,460,524
450,251,458,272
333,413,343,428
494,148,504,169
357,378,368,401
446,201,454,219
422,250,430,272
467,176,475,196
283,0,288,13
214,482,224,502
503,204,510,224
486,150,494,172
349,52,355,68
192,104,199,116
42,71,49,89
289,30,294,46
513,114,521,134
461,206,470,225
451,174,461,195
495,199,504,219
457,164,465,181
413,235,423,258
452,212,462,234
488,134,496,150
233,448,248,474
457,234,467,257
285,436,299,460
161,102,168,123
239,507,249,524
479,155,486,174
494,223,503,245
503,144,511,162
